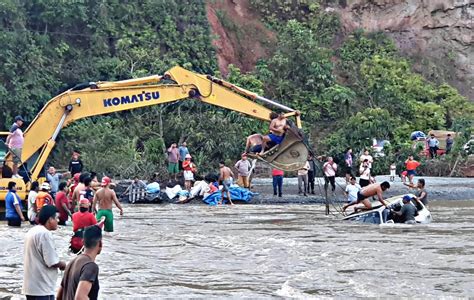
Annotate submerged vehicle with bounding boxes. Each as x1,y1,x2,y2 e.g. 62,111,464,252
343,194,432,225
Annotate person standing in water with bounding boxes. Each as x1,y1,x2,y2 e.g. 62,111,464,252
92,176,123,232
219,161,234,205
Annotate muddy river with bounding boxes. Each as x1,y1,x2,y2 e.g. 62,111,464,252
1,201,474,298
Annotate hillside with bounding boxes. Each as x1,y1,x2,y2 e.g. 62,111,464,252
208,0,473,100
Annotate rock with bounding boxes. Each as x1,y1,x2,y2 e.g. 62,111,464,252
335,0,474,99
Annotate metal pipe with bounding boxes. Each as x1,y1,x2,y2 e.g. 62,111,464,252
51,111,69,141
255,95,295,112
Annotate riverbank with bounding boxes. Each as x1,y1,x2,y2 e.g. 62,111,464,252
118,176,474,205
248,176,474,204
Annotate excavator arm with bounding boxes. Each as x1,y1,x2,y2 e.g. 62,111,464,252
1,66,308,203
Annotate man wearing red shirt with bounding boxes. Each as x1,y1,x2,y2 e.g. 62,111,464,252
272,168,284,197
55,182,72,225
70,198,101,253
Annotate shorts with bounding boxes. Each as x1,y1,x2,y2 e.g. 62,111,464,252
356,191,367,203
222,178,232,192
359,178,370,188
96,209,114,232
168,162,179,174
11,148,22,164
268,134,284,145
390,170,396,176
184,170,194,181
407,170,416,176
249,145,262,153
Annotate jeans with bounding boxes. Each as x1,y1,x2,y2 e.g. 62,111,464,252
298,174,308,194
307,170,315,193
324,176,336,191
272,175,283,196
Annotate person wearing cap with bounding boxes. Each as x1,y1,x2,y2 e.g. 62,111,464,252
68,150,83,176
22,205,66,299
5,181,26,226
35,182,54,213
182,154,197,191
234,153,252,189
92,176,123,232
391,195,418,224
58,225,102,300
5,115,25,178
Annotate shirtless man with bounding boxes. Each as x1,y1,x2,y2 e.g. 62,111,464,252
92,176,123,232
261,112,288,154
245,132,264,154
219,161,234,205
342,181,391,212
71,173,89,212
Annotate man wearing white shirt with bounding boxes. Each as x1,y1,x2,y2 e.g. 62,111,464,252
345,176,361,205
23,205,66,300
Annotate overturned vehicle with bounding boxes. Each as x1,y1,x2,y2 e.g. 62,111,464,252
343,194,432,225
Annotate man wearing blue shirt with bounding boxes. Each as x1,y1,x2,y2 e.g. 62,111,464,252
178,142,189,171
5,181,25,226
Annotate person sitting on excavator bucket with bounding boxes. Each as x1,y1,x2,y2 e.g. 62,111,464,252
245,132,264,154
260,112,288,154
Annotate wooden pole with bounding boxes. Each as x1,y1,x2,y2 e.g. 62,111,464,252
324,180,329,215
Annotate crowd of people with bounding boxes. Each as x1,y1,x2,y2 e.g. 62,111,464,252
4,147,123,298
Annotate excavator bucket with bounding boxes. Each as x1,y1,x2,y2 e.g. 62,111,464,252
248,127,309,172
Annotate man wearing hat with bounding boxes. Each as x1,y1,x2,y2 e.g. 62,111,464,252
35,182,54,213
234,153,252,189
391,195,418,224
92,176,123,232
58,225,103,300
22,205,66,299
5,115,25,178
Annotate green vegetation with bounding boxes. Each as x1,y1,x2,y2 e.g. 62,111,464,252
250,0,473,176
1,0,472,178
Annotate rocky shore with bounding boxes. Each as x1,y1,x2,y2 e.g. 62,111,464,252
249,176,474,204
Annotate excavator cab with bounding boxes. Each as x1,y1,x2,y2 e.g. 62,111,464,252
247,125,309,172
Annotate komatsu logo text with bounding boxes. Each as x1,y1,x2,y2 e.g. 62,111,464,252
103,91,160,107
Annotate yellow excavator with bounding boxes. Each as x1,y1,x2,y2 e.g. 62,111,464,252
0,66,309,206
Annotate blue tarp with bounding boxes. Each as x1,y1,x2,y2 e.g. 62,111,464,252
203,187,258,206
146,182,160,194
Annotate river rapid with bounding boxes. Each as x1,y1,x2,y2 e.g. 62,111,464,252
1,201,474,299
